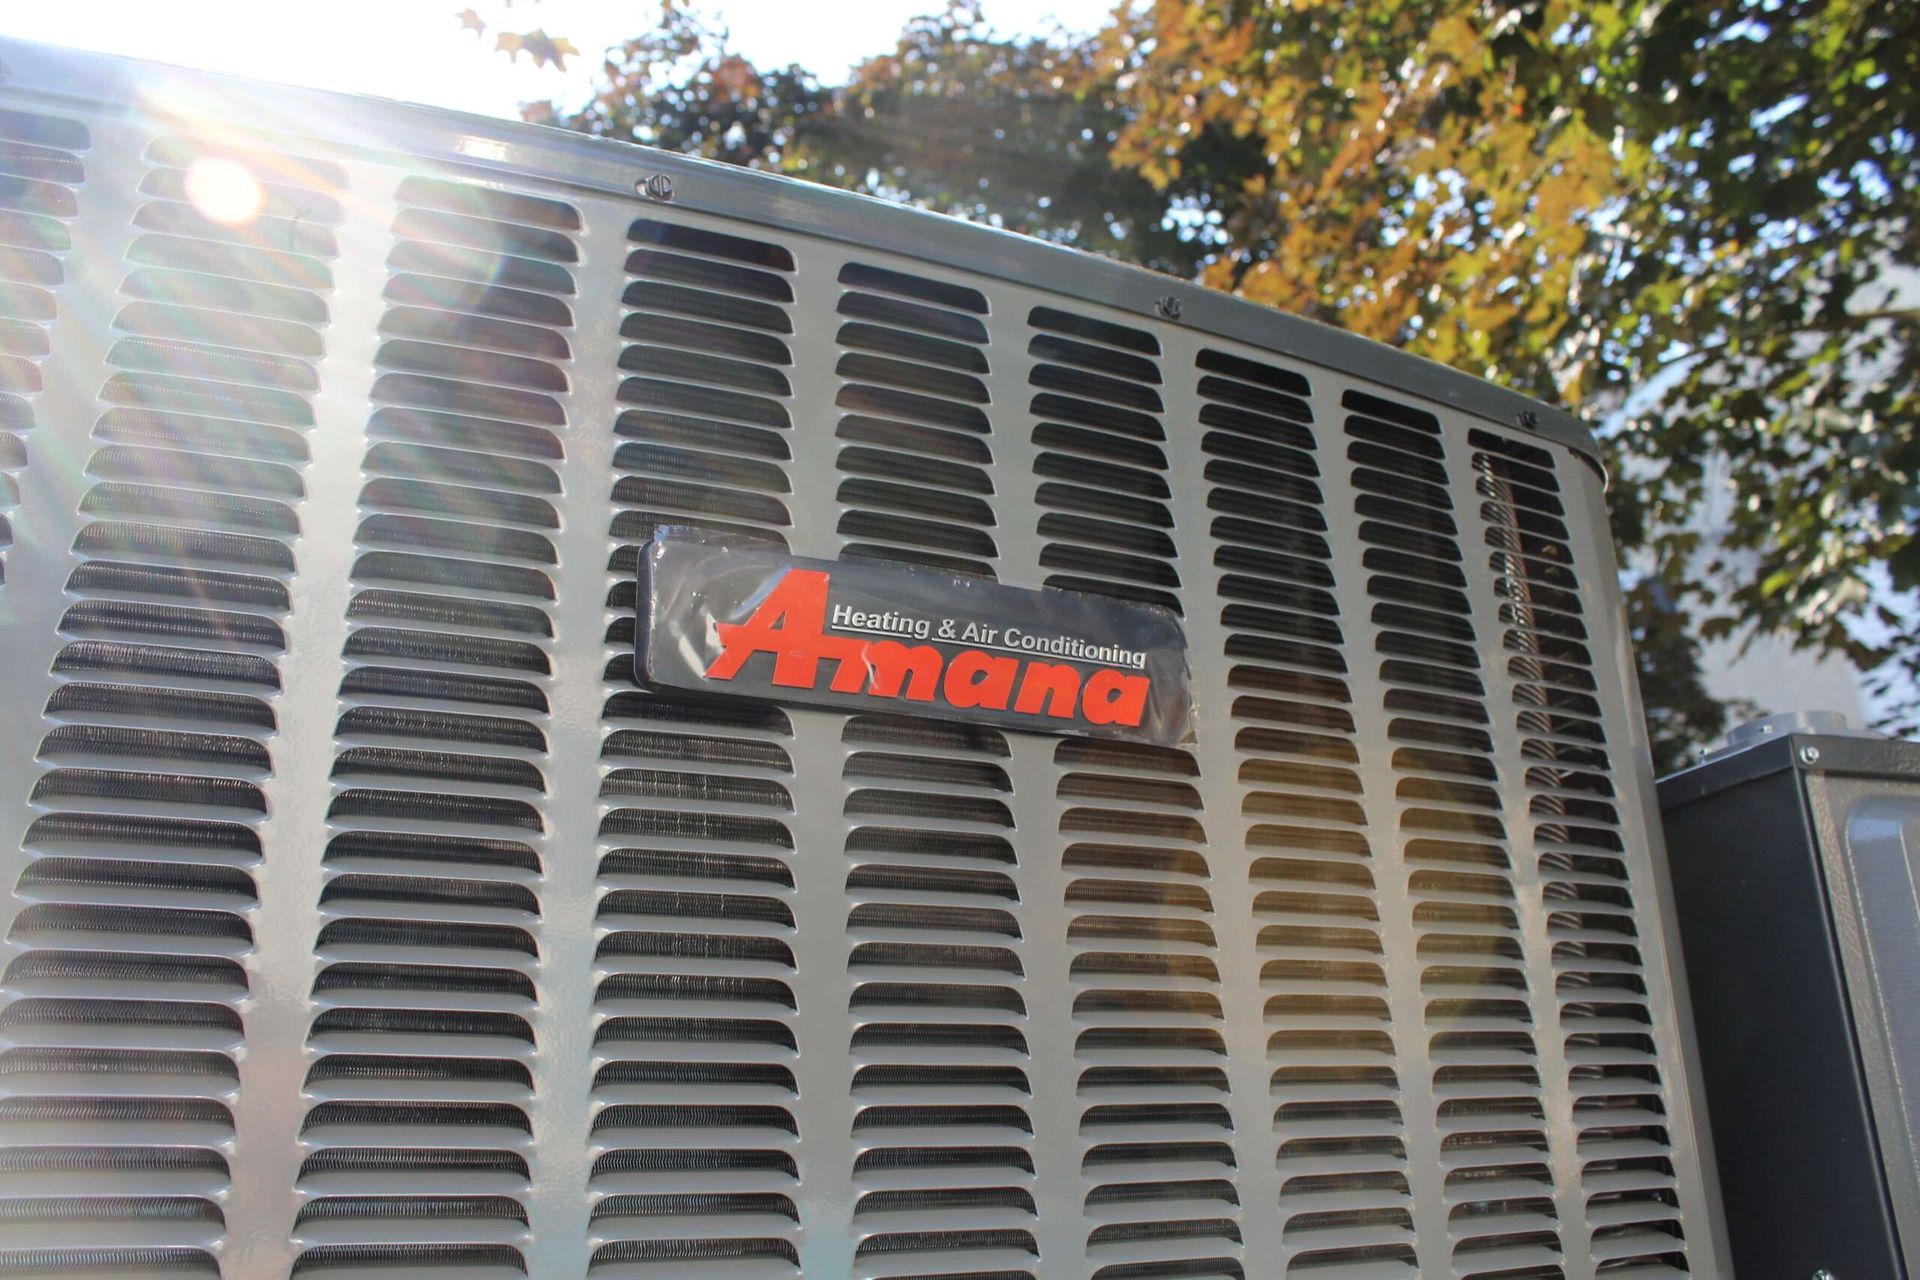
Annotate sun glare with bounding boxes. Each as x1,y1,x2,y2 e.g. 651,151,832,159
184,156,264,226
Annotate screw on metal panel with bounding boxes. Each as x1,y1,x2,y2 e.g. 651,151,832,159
1154,295,1183,321
1813,1270,1836,1280
1800,745,1823,765
1519,409,1541,429
639,173,674,201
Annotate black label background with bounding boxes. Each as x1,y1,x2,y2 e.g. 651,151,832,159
639,532,1194,746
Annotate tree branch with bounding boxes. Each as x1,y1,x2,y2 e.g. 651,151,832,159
1657,307,1920,365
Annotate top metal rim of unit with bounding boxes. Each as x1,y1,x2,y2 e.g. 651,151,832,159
0,34,1604,474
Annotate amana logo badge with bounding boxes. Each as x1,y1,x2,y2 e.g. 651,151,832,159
640,533,1194,746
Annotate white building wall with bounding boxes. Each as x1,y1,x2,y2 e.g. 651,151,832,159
1682,452,1867,735
1697,624,1865,727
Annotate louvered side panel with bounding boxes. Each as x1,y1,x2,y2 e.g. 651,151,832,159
0,41,1735,1280
840,715,1038,1279
1342,391,1571,1278
1027,308,1181,615
293,177,581,1277
1055,738,1243,1280
833,264,998,577
592,215,805,1277
1023,308,1241,1278
1188,351,1424,1275
1470,431,1693,1277
0,108,87,585
2,135,345,1278
610,217,795,556
821,259,1039,1276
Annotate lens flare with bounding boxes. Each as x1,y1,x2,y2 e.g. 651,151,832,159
185,157,263,226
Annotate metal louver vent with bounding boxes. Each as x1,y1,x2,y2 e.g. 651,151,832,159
0,40,1727,1280
611,216,795,561
1344,389,1570,1276
834,263,998,577
595,214,806,1273
1028,307,1180,614
1196,353,1420,1275
842,715,1038,1275
1057,738,1243,1279
301,175,579,1276
0,108,88,582
4,134,345,1276
1471,429,1691,1276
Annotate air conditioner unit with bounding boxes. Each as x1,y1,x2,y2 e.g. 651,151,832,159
0,39,1729,1278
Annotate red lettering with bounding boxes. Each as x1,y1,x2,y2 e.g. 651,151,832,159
865,640,942,701
702,567,1162,737
1012,661,1081,718
943,650,1018,710
1082,669,1150,727
706,569,865,689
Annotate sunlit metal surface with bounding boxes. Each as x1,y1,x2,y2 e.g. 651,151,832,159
0,37,1728,1279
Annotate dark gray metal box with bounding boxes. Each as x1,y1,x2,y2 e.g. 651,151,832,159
1661,725,1920,1279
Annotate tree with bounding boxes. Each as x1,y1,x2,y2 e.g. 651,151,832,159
525,3,1250,277
1093,0,1917,735
1626,578,1755,775
518,0,1916,749
455,6,579,71
1598,0,1919,733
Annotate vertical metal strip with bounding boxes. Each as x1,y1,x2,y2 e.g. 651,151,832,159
524,192,629,1275
779,246,859,1275
1160,323,1282,1268
222,161,387,1277
986,297,1085,1276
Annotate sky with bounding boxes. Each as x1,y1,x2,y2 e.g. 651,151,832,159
3,0,1119,120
